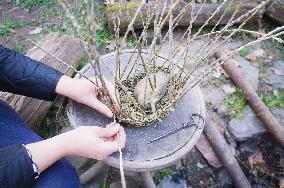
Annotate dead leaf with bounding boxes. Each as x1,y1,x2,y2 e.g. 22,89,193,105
212,67,224,78
248,156,254,170
253,49,266,57
254,152,268,172
279,178,284,188
29,27,42,35
222,84,236,94
106,41,116,51
272,68,283,76
245,54,257,61
245,48,266,61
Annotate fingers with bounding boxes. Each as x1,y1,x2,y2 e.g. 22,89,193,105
95,123,120,137
91,99,113,118
117,126,126,148
104,78,120,113
92,76,120,113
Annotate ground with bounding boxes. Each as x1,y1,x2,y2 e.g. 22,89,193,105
0,1,284,188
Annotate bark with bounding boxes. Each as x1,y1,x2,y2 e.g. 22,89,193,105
265,0,284,25
105,0,264,32
204,116,252,188
215,51,284,148
0,32,84,132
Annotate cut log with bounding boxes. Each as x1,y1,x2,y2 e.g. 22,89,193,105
106,0,264,32
204,115,252,188
0,32,84,132
265,0,284,25
215,51,284,148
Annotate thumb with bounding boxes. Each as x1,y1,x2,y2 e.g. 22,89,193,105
96,124,120,138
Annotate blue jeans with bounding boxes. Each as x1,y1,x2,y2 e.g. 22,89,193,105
0,100,80,188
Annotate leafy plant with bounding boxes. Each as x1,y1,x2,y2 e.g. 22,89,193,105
0,18,29,37
239,47,250,57
262,90,284,109
72,56,89,78
13,0,55,9
95,30,112,46
154,167,174,184
224,89,247,119
14,43,25,53
211,76,225,87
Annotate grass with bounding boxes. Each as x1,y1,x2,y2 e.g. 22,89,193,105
41,7,60,19
210,76,225,87
14,43,25,53
233,18,284,61
154,167,174,184
128,37,137,49
239,47,250,57
95,30,112,47
0,18,29,37
224,89,247,119
72,56,89,78
13,0,55,9
262,90,284,109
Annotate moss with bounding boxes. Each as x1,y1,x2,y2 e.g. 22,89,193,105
154,167,174,184
105,2,143,14
227,2,258,14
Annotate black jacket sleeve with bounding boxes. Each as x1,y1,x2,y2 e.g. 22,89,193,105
0,145,35,188
0,45,63,101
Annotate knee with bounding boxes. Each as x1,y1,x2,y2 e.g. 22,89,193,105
33,158,80,188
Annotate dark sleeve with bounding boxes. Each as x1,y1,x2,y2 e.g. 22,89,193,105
0,45,63,101
0,145,35,188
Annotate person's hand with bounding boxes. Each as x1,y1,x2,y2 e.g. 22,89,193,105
56,75,119,118
25,123,126,172
63,123,126,160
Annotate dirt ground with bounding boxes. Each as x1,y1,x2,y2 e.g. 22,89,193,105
1,1,283,188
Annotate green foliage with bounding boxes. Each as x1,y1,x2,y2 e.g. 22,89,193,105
154,167,174,184
13,0,54,9
211,76,225,87
224,89,247,119
0,18,29,37
72,56,88,78
128,37,137,49
262,90,284,109
38,105,67,138
95,30,112,46
14,43,25,53
239,47,250,57
41,8,58,19
46,15,77,36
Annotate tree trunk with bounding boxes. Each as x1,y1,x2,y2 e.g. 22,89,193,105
0,32,84,131
106,0,264,32
265,0,284,25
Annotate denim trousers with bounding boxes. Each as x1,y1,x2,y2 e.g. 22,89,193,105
0,99,80,188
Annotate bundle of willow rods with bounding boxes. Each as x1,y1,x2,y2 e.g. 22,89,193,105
58,0,283,127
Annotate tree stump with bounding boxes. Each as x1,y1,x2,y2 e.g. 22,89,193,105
0,32,84,132
265,0,284,25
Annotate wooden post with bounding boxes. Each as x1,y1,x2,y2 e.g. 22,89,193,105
0,32,84,132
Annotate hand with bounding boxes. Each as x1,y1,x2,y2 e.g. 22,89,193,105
25,123,126,172
56,75,119,118
64,123,126,160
